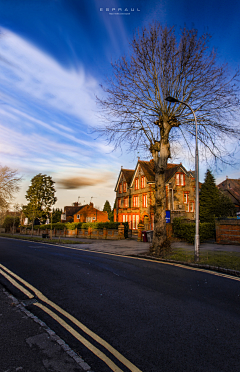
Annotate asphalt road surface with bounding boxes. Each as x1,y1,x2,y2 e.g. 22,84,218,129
1,237,240,372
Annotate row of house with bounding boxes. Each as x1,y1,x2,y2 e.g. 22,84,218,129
60,159,240,230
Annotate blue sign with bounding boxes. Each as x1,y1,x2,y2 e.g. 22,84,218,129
166,210,171,223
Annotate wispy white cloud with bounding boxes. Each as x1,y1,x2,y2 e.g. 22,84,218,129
0,28,101,124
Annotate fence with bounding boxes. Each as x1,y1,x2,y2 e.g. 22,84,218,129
215,220,240,244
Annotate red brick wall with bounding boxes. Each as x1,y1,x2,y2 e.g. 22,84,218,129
216,220,240,244
74,205,109,223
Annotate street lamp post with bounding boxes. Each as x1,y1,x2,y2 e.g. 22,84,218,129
165,96,199,262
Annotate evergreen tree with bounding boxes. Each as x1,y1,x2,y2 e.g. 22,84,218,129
199,170,219,222
218,192,236,218
199,170,236,222
103,200,113,222
23,174,57,225
52,208,62,223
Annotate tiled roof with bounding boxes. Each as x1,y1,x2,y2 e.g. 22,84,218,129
138,160,155,182
138,160,181,183
64,205,86,216
218,179,240,204
121,169,135,185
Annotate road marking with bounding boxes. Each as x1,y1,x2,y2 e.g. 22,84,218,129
34,302,124,372
0,268,34,298
0,263,142,372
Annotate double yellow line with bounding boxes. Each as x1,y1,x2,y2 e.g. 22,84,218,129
0,263,142,372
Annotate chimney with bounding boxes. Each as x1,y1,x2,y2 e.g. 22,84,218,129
90,202,93,207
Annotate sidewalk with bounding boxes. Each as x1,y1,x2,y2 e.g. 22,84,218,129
4,233,240,254
50,236,240,255
0,285,92,372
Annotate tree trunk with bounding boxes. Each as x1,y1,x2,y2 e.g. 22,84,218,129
149,137,171,257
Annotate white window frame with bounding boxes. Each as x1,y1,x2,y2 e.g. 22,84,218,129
184,193,188,204
143,194,148,208
133,195,139,208
135,178,139,190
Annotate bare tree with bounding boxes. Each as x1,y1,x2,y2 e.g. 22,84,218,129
96,23,240,256
0,165,22,212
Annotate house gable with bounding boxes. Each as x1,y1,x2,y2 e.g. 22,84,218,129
114,169,134,192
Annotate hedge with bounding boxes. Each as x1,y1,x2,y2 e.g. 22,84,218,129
26,222,83,231
172,218,215,244
24,221,128,231
81,222,129,230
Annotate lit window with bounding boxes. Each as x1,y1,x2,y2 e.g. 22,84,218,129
143,194,148,208
176,173,185,186
141,176,145,188
118,198,122,208
133,195,139,207
123,182,127,192
124,197,128,208
135,178,139,190
119,183,122,193
132,214,139,229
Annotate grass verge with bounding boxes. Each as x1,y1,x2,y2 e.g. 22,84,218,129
167,248,240,271
0,233,87,245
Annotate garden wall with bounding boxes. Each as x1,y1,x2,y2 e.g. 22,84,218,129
215,220,240,244
20,225,124,240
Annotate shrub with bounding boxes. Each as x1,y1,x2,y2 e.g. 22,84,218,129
65,222,82,230
172,218,215,243
3,216,20,231
81,222,128,230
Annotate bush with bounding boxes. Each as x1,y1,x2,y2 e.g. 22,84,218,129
81,222,128,230
65,222,82,230
3,216,20,231
26,221,128,231
173,218,215,243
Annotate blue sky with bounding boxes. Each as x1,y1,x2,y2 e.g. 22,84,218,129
0,0,240,210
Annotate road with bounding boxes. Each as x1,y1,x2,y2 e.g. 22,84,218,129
1,237,240,372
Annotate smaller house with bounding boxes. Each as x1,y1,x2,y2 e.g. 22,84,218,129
217,177,240,212
61,202,84,223
73,203,109,223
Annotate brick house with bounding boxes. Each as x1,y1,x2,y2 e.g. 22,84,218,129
217,177,240,212
61,202,84,223
73,202,109,223
114,159,196,230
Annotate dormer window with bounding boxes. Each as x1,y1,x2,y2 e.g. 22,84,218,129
141,176,146,188
123,182,127,192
